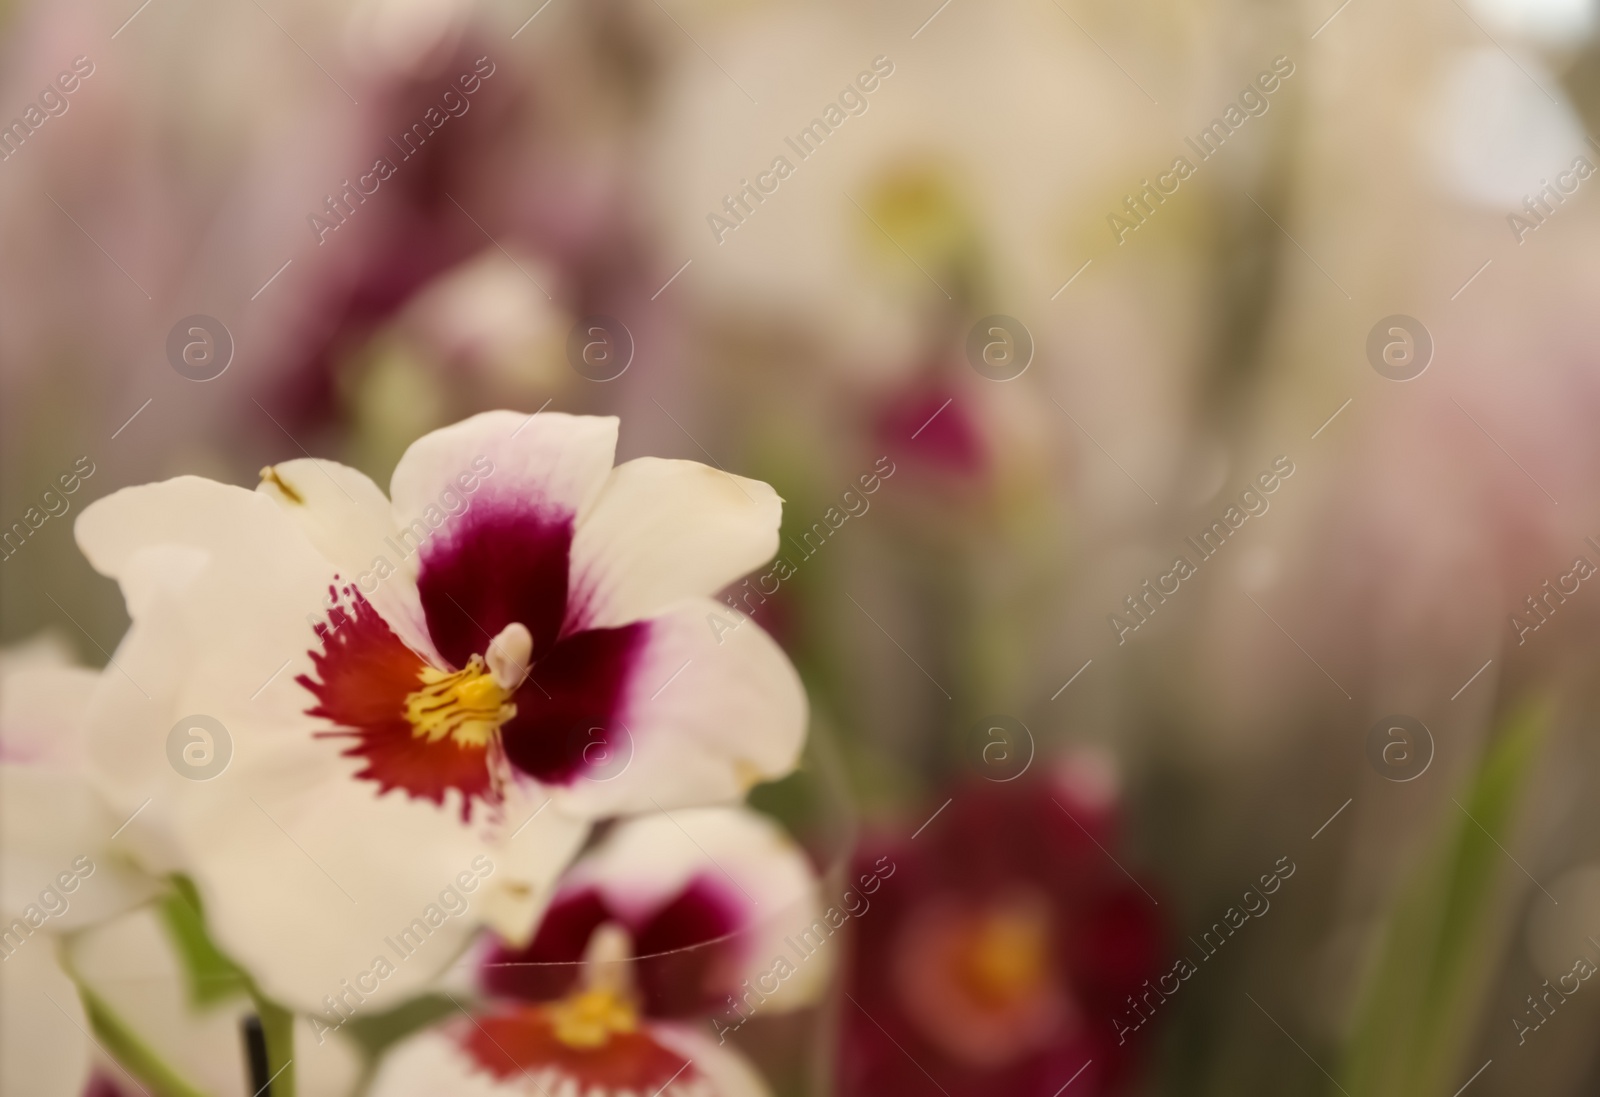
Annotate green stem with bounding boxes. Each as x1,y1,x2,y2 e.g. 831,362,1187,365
249,990,297,1097
79,983,212,1097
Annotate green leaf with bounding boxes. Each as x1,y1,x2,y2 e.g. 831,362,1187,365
80,981,212,1097
1341,698,1548,1097
339,993,458,1059
158,876,251,1007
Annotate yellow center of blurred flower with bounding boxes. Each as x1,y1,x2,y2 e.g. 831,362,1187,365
956,904,1051,1009
892,891,1070,1068
862,164,973,275
548,987,640,1050
404,656,515,748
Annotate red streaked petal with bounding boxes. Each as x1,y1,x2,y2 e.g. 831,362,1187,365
460,1003,696,1093
297,583,493,818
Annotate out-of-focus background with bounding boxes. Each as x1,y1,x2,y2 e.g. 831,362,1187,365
3,0,1599,1093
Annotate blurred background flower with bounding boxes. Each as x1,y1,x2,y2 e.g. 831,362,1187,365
839,759,1163,1097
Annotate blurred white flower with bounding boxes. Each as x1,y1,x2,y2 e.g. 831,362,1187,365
0,640,153,1097
2,639,160,936
399,248,573,393
1466,0,1598,46
344,0,472,78
1426,46,1589,208
646,0,1167,375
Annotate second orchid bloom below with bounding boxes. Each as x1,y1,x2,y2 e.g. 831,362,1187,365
371,805,825,1097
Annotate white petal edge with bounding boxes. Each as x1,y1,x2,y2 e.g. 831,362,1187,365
388,410,619,538
259,458,441,666
76,477,283,591
1,657,159,929
569,458,783,631
655,1021,776,1097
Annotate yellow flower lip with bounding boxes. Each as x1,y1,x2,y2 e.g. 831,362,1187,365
404,655,516,748
960,903,1051,1007
548,986,640,1050
545,922,642,1050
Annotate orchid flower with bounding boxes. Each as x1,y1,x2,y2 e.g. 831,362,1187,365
367,806,823,1097
480,806,827,1019
837,756,1165,1097
71,410,806,1013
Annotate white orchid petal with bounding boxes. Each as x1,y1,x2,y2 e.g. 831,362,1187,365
258,457,440,665
474,783,592,950
193,774,585,1013
366,1028,508,1097
1,653,158,929
388,410,618,534
569,458,782,630
76,477,278,587
654,1022,776,1097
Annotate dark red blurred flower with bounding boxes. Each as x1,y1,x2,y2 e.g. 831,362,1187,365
874,379,988,480
838,765,1165,1097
